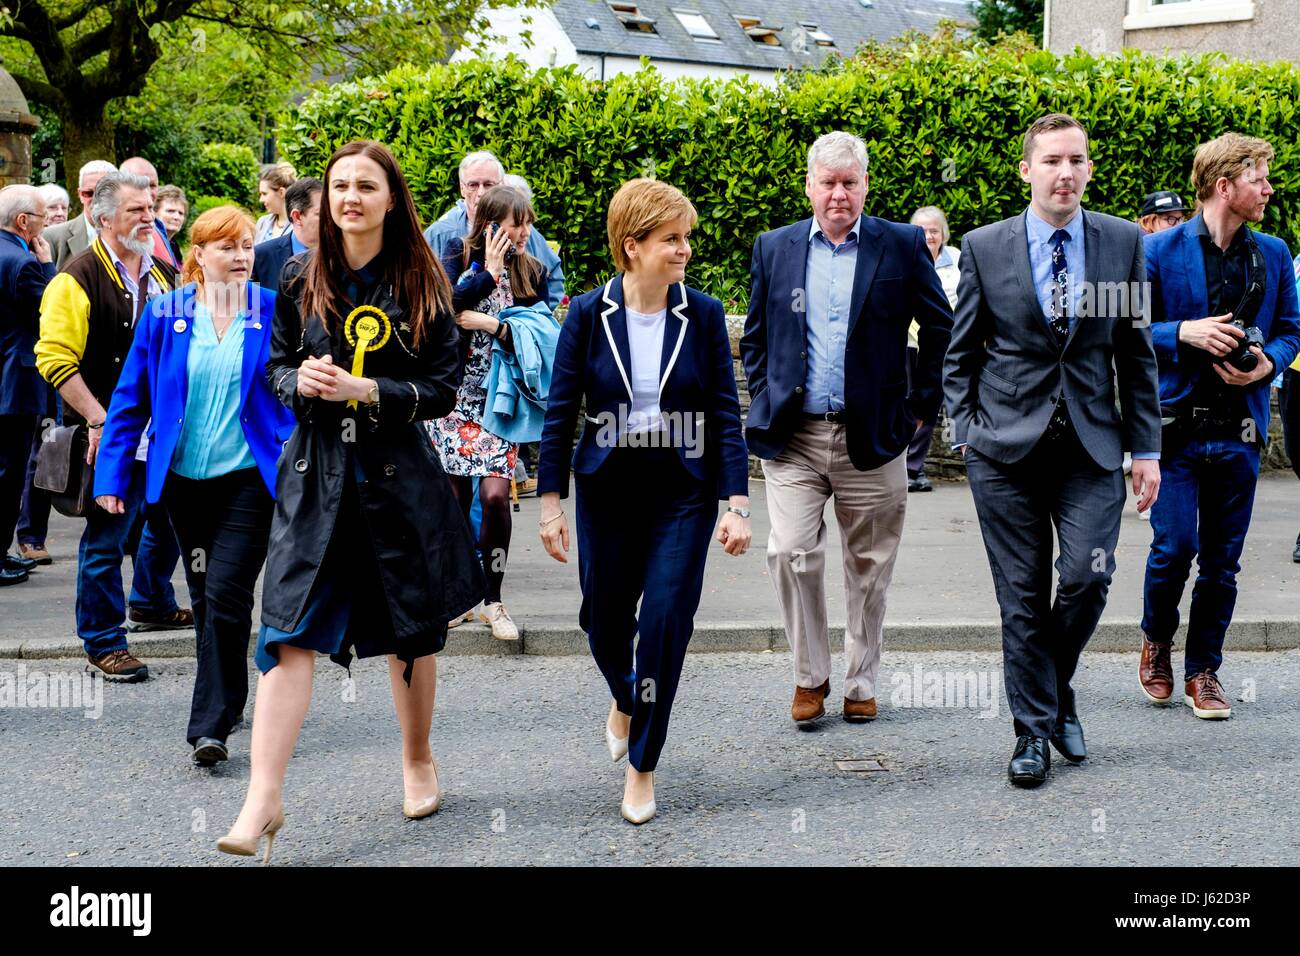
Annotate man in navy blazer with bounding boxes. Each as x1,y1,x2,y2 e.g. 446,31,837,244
1138,133,1300,719
252,177,322,292
0,185,57,586
740,131,953,725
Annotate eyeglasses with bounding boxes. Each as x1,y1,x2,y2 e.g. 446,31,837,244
463,180,500,192
78,189,94,198
1158,213,1186,227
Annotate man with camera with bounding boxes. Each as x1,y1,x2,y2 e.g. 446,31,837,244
1139,133,1300,719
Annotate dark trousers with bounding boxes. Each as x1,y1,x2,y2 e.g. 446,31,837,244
1141,437,1260,679
164,468,273,744
575,447,716,772
905,347,937,478
0,414,37,553
77,461,180,655
18,393,58,546
966,424,1125,739
1283,368,1299,482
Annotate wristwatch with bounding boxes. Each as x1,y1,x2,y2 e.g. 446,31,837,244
366,382,379,405
727,506,751,519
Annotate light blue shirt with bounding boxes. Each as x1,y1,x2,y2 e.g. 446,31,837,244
170,302,255,480
1025,207,1085,330
803,219,859,413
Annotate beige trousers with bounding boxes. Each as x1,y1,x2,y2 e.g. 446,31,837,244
762,421,907,701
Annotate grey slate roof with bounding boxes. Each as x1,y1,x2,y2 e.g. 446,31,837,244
551,0,973,71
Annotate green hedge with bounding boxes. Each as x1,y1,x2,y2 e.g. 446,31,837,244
282,31,1300,297
189,143,261,209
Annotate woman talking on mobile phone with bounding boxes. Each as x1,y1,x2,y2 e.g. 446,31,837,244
430,184,551,641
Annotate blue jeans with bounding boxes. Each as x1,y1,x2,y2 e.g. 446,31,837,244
1141,437,1260,678
77,460,181,656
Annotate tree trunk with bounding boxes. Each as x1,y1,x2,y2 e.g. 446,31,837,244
60,108,116,216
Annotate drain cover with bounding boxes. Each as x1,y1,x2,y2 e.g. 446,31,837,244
835,757,888,773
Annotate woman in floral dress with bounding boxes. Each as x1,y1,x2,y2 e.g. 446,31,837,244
432,185,549,640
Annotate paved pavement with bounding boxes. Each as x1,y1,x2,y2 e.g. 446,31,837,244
2,650,1296,866
3,475,1297,657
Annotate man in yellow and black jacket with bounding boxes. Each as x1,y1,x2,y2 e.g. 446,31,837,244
35,170,190,683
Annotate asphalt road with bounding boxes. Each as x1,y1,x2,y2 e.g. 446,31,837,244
3,649,1296,866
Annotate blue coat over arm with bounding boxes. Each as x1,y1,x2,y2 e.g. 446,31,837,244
94,282,297,504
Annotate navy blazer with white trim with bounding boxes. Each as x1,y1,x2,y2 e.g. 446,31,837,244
537,274,749,499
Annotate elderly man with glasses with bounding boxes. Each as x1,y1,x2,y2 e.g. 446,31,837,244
42,160,117,269
422,150,565,308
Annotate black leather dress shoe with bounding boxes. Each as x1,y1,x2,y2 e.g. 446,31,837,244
0,566,29,586
1293,532,1300,563
1050,710,1087,763
907,474,933,493
4,553,37,574
1008,735,1050,787
192,738,229,767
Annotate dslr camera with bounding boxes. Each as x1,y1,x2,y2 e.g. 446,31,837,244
1223,235,1267,372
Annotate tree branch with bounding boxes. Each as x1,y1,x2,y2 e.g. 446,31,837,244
8,69,67,112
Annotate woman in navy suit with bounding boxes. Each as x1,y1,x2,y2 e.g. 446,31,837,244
537,179,751,824
95,206,295,768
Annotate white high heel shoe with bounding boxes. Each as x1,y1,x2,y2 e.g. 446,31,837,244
605,700,629,762
620,770,656,825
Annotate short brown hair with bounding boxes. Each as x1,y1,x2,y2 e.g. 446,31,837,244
606,178,698,272
1190,132,1274,201
156,184,187,210
1022,113,1089,165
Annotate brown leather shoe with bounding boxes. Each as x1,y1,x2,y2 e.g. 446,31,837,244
791,679,830,723
18,543,52,565
1184,670,1231,719
126,607,194,633
843,697,878,722
86,649,149,683
1139,634,1174,705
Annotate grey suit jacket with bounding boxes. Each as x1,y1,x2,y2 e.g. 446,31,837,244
43,215,94,271
943,208,1161,471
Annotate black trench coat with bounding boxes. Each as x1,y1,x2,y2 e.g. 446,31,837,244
259,258,484,662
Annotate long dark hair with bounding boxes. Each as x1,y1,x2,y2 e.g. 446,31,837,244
299,140,451,347
463,185,544,301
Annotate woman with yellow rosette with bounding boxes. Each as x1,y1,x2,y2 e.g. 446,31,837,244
216,141,483,864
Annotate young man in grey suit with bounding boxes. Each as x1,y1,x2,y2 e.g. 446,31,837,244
944,114,1163,787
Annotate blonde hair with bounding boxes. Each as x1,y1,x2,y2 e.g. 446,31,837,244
258,162,296,190
181,205,255,285
606,179,697,272
1191,133,1274,202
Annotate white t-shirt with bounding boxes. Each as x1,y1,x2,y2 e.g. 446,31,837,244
625,306,667,432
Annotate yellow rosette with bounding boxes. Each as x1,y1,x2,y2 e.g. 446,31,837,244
343,305,392,408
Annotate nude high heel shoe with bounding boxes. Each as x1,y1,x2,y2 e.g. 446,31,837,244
620,771,656,825
402,758,443,819
605,700,629,762
217,810,285,865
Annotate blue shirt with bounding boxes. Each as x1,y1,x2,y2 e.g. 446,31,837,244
1025,207,1085,330
170,302,255,480
803,219,859,413
290,231,307,256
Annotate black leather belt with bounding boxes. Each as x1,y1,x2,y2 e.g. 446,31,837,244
803,410,846,423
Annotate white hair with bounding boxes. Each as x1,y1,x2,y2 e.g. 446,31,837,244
0,184,40,228
78,159,117,188
502,173,533,201
458,150,505,183
910,205,950,243
807,132,869,177
38,183,70,206
89,171,151,232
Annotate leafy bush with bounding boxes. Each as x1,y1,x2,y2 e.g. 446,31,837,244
189,144,261,208
282,32,1300,297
